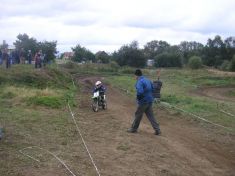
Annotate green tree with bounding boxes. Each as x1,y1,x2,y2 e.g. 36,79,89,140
144,40,170,59
188,56,202,69
154,53,182,67
14,33,38,55
95,51,110,63
179,41,204,64
38,41,57,62
71,44,95,63
224,37,235,61
115,41,146,67
202,35,226,67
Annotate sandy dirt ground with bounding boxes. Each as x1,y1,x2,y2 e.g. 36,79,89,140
66,76,235,176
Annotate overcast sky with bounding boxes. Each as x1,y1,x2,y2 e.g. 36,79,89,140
1,0,235,53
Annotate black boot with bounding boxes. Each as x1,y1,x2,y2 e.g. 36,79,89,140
127,128,137,133
155,130,161,135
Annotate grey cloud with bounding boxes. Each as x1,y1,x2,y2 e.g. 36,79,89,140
0,0,90,18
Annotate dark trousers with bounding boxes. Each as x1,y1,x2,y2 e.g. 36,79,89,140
6,59,10,69
131,103,160,132
35,61,42,68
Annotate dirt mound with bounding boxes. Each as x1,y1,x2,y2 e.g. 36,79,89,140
71,76,235,176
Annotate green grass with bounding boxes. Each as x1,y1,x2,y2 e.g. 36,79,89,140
0,64,79,175
226,90,235,97
0,64,72,89
0,64,77,108
27,96,64,108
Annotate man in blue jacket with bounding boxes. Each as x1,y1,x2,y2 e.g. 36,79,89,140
127,69,161,135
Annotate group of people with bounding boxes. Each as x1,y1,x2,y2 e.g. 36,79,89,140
0,49,46,69
94,69,161,135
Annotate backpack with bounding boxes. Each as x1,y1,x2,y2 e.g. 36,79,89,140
152,79,162,99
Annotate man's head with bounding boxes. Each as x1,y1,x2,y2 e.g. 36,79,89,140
134,69,142,80
134,69,142,76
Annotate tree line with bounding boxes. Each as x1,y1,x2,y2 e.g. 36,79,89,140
2,34,235,71
71,35,235,71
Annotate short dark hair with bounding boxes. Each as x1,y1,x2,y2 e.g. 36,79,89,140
134,69,142,76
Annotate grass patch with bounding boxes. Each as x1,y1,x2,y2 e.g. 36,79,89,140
106,75,136,95
192,76,235,86
226,90,235,97
0,91,16,99
0,64,72,89
27,96,64,108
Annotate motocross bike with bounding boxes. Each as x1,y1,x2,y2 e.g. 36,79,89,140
92,91,107,112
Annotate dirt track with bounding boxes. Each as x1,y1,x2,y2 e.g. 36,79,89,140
70,76,235,176
193,86,235,102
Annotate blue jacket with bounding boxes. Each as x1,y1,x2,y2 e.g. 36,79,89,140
135,76,154,105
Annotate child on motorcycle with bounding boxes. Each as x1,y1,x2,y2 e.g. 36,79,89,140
93,81,106,100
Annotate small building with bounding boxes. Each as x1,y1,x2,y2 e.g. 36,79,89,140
63,52,74,60
147,59,154,67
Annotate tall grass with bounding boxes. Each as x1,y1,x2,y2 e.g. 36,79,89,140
0,64,77,108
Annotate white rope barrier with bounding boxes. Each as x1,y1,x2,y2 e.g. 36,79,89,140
219,110,235,118
19,146,77,176
159,102,232,131
68,103,101,176
19,147,40,162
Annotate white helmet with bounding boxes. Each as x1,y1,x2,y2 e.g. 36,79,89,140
95,81,102,87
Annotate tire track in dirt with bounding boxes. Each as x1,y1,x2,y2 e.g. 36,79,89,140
72,76,235,176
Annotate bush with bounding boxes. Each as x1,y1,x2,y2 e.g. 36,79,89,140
188,56,202,69
119,66,135,74
110,61,120,71
229,55,235,72
155,53,182,68
220,60,230,71
1,92,16,99
62,61,77,69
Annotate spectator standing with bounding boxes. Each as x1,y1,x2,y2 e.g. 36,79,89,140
2,49,10,69
0,49,2,65
19,48,25,64
34,52,42,68
27,50,32,64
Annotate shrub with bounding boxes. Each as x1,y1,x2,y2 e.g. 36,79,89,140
154,53,182,68
110,61,120,71
220,60,230,71
188,56,202,69
229,55,235,72
119,66,135,74
1,92,16,99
